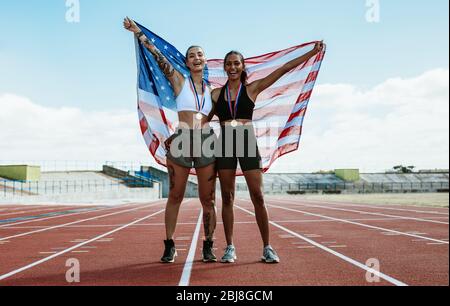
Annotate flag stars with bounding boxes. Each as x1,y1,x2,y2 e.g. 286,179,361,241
164,45,169,50
151,38,156,43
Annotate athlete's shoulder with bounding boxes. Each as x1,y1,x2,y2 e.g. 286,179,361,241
210,87,223,103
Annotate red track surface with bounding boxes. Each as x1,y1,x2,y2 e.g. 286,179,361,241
0,197,448,286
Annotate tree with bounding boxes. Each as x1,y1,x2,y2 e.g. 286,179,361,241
393,165,415,174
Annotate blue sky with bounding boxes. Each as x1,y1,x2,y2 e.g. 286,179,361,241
0,0,448,111
0,1,448,171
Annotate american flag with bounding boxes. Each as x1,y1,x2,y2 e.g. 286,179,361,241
135,23,326,175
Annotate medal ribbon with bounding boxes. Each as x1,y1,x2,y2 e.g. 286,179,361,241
226,83,243,120
189,77,206,113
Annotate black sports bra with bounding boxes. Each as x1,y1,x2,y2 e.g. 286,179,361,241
215,85,255,122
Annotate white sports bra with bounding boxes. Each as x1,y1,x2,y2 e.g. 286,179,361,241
176,78,213,116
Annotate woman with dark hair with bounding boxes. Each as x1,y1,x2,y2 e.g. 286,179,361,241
124,17,218,263
211,42,324,263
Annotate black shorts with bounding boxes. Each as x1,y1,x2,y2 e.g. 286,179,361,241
215,124,262,172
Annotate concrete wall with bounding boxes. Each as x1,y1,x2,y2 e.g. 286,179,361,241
0,171,162,202
0,188,161,204
0,165,41,181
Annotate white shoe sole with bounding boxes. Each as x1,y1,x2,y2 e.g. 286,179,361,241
261,257,280,264
221,256,237,263
161,251,178,263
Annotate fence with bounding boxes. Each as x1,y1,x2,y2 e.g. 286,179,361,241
0,178,156,197
236,182,450,194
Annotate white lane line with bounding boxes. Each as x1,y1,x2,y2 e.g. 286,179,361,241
0,207,81,218
279,199,449,225
235,204,408,287
0,203,137,228
0,209,166,282
282,198,450,216
381,232,402,236
4,217,447,230
0,201,165,242
179,209,203,287
279,234,296,239
305,234,322,238
264,202,449,245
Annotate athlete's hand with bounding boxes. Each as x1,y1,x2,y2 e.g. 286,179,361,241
164,135,175,152
123,17,139,33
313,41,325,54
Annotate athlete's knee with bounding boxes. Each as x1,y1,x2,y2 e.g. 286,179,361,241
250,190,265,208
168,192,184,205
221,189,235,207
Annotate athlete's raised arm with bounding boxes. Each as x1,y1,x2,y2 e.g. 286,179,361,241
124,17,184,95
247,41,324,101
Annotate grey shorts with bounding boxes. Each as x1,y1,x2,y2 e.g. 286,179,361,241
166,128,217,169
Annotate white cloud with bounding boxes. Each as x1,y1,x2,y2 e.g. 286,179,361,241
0,68,448,173
270,68,450,173
0,94,152,165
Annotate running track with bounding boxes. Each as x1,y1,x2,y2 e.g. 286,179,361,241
0,196,448,286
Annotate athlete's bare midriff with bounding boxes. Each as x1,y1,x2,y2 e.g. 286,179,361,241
178,111,211,129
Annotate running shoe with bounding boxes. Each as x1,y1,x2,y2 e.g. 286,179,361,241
261,245,280,263
161,239,177,263
221,245,237,263
202,239,217,262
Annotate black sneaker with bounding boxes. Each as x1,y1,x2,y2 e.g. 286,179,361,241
161,239,177,263
202,240,217,263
